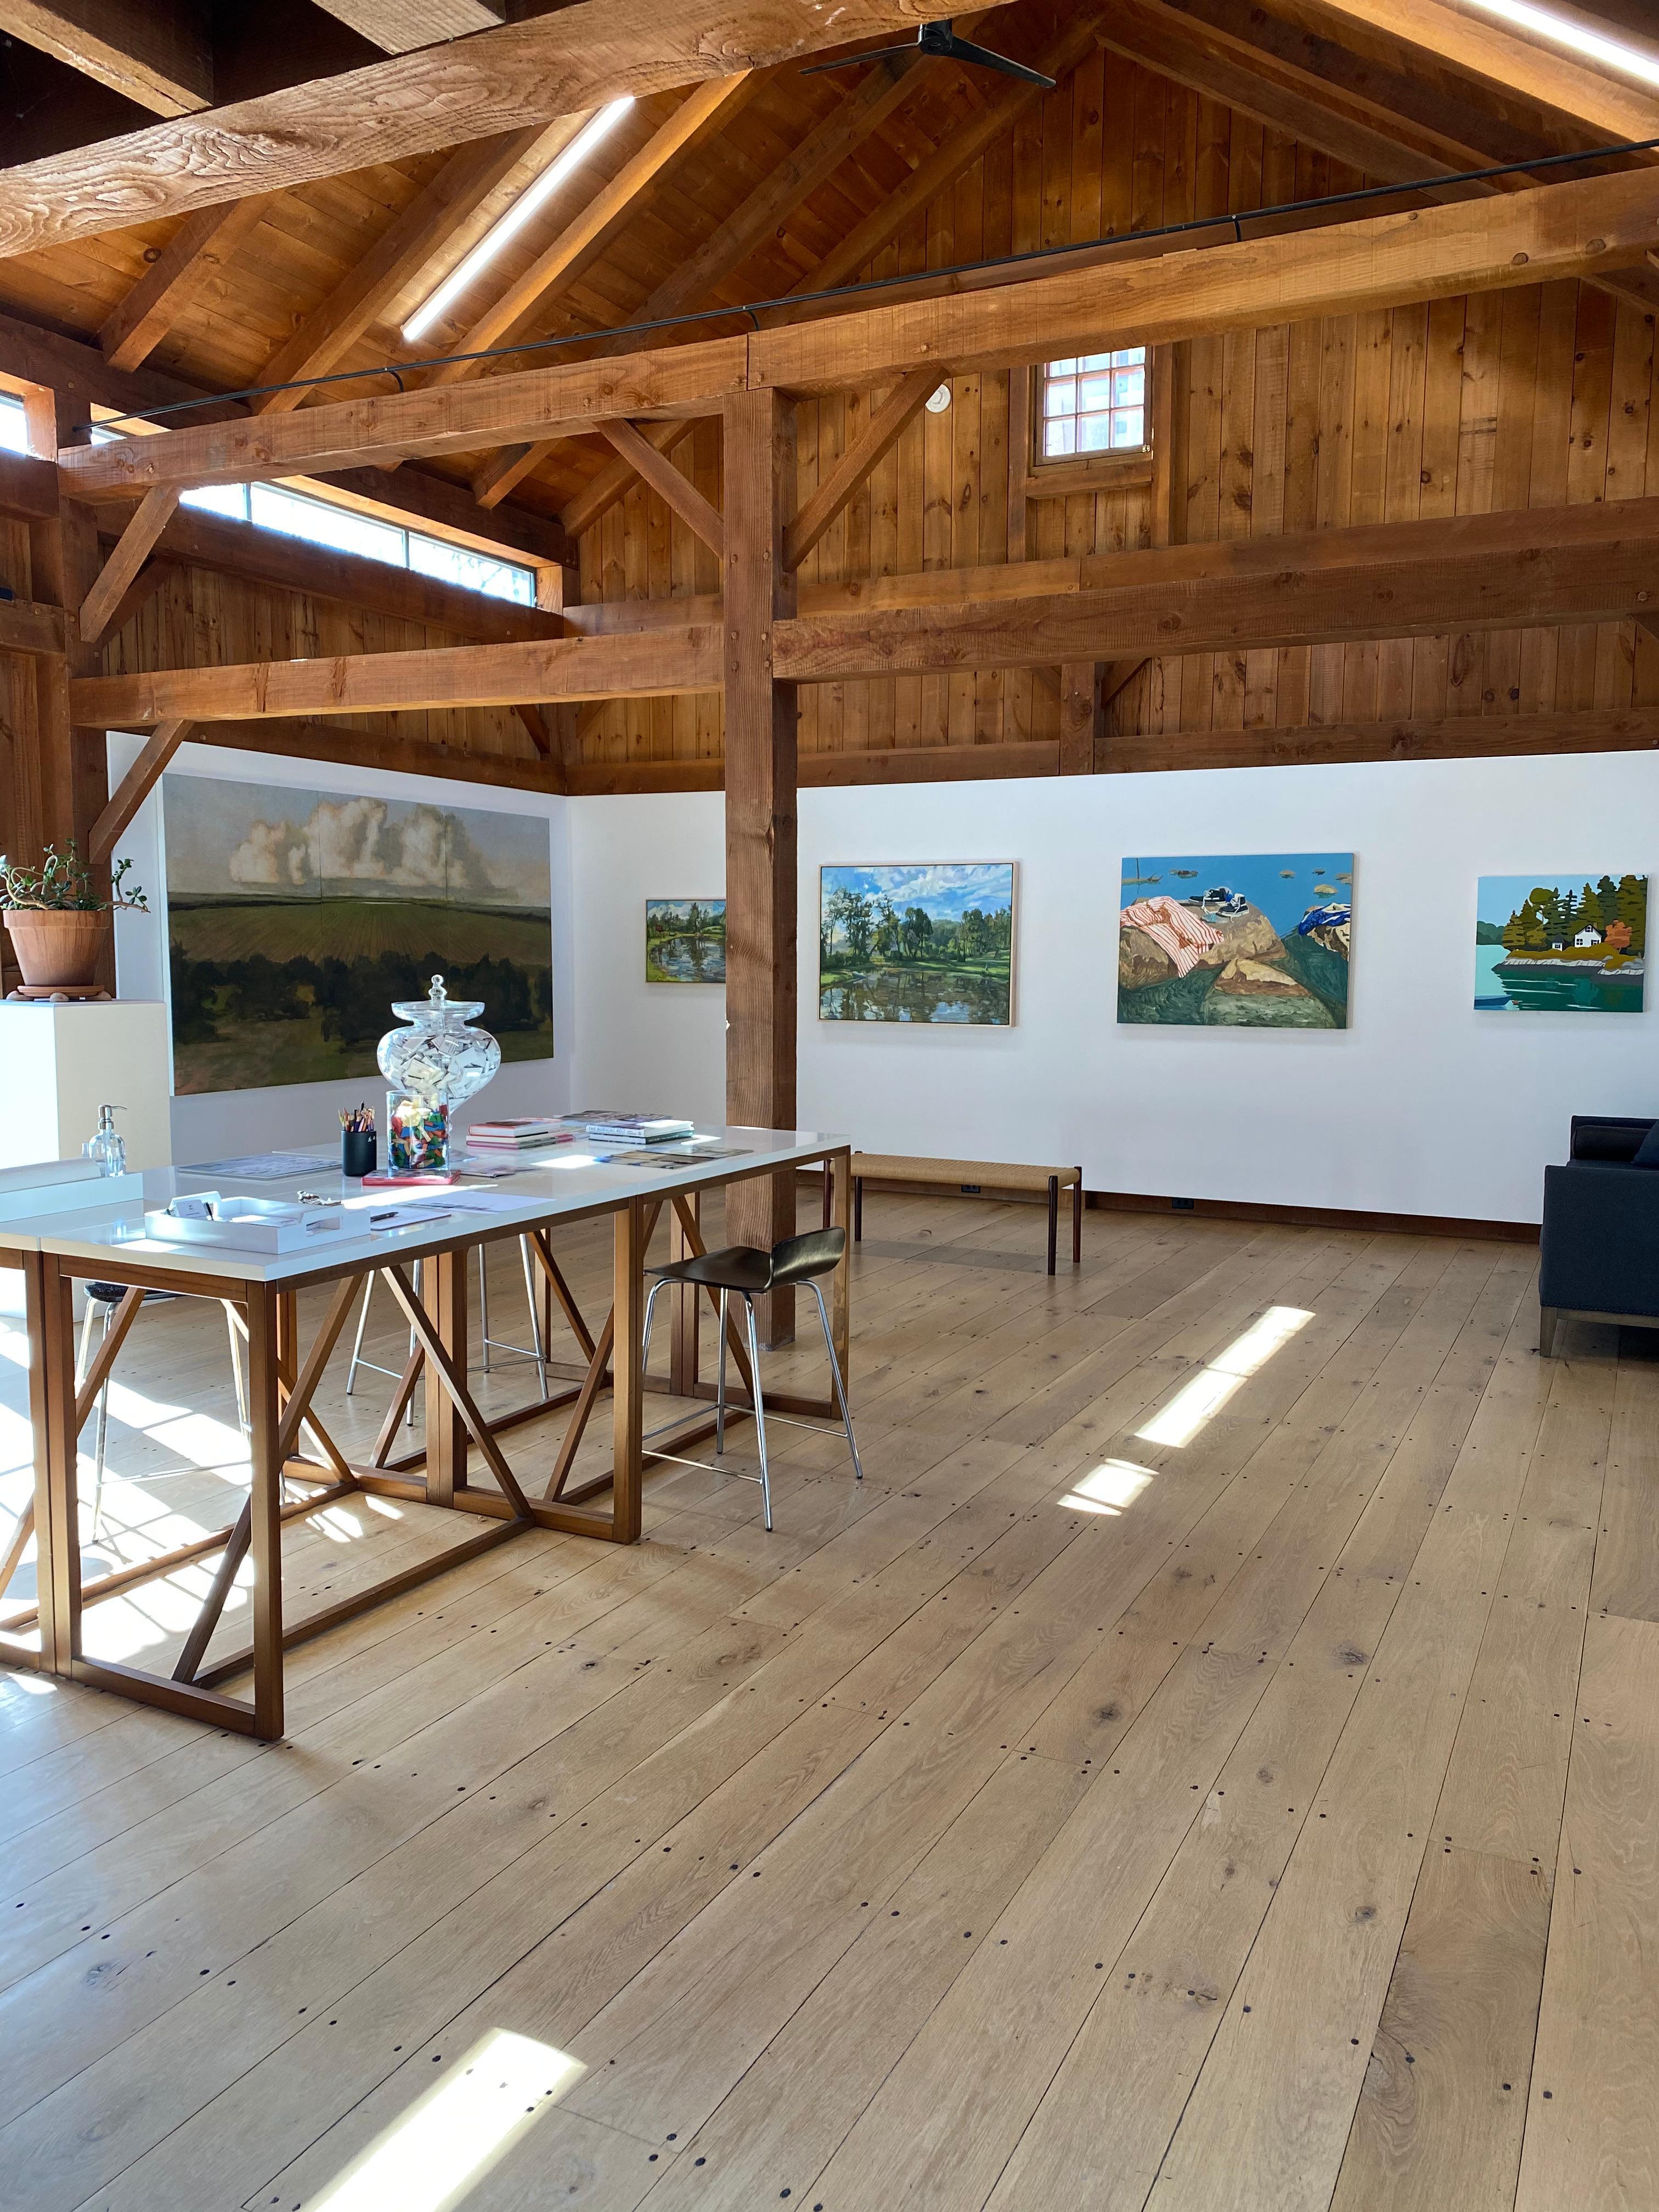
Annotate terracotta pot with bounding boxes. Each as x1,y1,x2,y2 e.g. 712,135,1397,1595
3,909,110,990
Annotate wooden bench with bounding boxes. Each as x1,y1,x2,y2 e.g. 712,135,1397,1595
850,1154,1084,1274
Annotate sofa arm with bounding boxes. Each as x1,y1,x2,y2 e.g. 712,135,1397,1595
1541,1161,1659,1318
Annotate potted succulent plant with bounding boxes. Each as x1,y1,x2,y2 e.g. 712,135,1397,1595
0,842,147,991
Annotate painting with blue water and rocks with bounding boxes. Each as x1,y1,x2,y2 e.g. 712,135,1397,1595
1118,853,1352,1028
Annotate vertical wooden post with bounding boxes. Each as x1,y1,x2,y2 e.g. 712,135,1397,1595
1058,662,1102,775
669,1189,700,1397
612,1198,645,1543
245,1281,284,1740
1006,365,1031,565
723,387,798,1346
423,1250,467,1508
23,382,115,989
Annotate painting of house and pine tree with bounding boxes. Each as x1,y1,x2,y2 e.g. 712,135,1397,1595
1475,873,1647,1012
820,864,1015,1023
1118,854,1352,1027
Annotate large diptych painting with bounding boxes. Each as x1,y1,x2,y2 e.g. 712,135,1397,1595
1475,872,1647,1013
163,776,554,1094
646,898,726,984
819,862,1015,1025
1118,854,1352,1028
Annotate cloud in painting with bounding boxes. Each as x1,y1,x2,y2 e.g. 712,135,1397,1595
229,820,288,885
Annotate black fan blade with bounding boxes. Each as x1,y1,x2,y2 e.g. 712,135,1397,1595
930,31,1056,87
799,38,918,75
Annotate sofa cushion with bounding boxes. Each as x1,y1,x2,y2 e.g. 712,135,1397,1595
1573,1121,1651,1163
1633,1125,1659,1168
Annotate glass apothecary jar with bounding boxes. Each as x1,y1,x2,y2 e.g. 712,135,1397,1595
377,974,500,1171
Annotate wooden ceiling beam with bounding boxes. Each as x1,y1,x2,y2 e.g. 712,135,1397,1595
250,121,589,415
310,1,505,52
1299,0,1659,145
77,484,179,646
0,1,966,261
486,45,949,512
424,76,759,387
0,1,211,116
63,165,1659,505
194,716,562,792
69,496,1659,724
99,199,272,374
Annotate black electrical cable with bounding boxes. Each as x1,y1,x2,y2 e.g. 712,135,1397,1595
86,131,1659,437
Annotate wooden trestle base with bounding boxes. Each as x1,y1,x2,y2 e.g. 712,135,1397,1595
1,1148,853,1740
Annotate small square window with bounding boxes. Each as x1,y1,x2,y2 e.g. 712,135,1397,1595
1037,345,1149,465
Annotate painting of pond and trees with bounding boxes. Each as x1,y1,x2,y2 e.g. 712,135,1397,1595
1475,873,1646,1012
646,898,726,983
819,863,1015,1024
163,775,554,1094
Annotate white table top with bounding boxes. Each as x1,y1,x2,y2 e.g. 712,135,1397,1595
0,1127,847,1285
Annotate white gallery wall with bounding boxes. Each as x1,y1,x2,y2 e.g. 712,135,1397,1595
110,736,574,1165
569,754,1659,1226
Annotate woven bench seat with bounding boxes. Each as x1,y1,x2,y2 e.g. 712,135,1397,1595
850,1153,1082,1273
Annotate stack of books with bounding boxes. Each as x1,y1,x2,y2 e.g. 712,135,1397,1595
466,1118,573,1153
578,1113,696,1146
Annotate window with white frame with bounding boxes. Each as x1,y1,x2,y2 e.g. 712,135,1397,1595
0,392,535,605
1038,346,1149,462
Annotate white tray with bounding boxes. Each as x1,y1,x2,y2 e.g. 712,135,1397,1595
145,1205,343,1255
0,1169,144,1226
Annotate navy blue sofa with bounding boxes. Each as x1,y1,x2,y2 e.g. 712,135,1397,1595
1539,1114,1659,1355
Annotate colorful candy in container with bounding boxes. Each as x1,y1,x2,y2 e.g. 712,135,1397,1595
386,1096,449,1175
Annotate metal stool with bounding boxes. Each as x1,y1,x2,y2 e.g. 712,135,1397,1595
639,1228,861,1532
345,1242,549,1407
76,1282,248,1537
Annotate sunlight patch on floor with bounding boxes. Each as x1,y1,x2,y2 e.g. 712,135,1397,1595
307,2029,584,2212
1059,1459,1155,1516
1135,1305,1314,1448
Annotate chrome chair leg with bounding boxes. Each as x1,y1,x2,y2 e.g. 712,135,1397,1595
742,1294,772,1532
640,1276,668,1382
344,1273,375,1396
520,1235,549,1398
716,1290,729,1455
807,1277,862,1483
76,1295,99,1391
87,1300,113,1538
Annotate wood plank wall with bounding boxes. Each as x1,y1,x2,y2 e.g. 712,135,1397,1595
575,58,1659,774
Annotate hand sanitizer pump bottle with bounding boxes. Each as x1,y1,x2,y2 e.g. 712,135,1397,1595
83,1104,126,1179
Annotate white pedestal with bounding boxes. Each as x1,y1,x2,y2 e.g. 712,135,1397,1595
0,999,172,1172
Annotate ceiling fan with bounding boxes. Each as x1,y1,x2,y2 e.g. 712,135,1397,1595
801,18,1057,89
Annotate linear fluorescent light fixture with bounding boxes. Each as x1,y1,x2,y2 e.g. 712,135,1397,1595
402,99,634,344
1456,0,1659,89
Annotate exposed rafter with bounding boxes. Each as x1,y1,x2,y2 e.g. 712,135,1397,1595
250,121,591,416
310,0,506,51
0,1,966,260
99,199,271,373
0,0,211,116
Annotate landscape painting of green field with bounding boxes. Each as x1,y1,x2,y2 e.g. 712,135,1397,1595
163,775,554,1093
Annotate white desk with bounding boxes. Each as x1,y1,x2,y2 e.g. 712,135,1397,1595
0,1128,851,1740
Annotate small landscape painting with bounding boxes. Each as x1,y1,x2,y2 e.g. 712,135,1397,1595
646,898,726,984
163,775,554,1094
819,862,1015,1025
1475,873,1646,1013
1119,854,1352,1028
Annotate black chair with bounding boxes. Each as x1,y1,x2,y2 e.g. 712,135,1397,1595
1539,1114,1659,1355
639,1228,861,1530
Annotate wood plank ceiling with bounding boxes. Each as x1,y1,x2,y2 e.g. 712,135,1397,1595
2,0,1657,789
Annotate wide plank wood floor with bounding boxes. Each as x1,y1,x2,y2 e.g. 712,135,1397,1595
0,1193,1654,2212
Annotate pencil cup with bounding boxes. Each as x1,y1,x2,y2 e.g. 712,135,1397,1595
341,1130,376,1178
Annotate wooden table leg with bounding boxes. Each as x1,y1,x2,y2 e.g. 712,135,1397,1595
246,1283,284,1739
612,1199,645,1543
1073,1170,1084,1266
669,1189,699,1398
831,1150,852,1389
1047,1176,1059,1276
424,1247,468,1509
26,1252,78,1675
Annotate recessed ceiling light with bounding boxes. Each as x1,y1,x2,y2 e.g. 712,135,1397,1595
402,99,634,346
1456,0,1659,91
